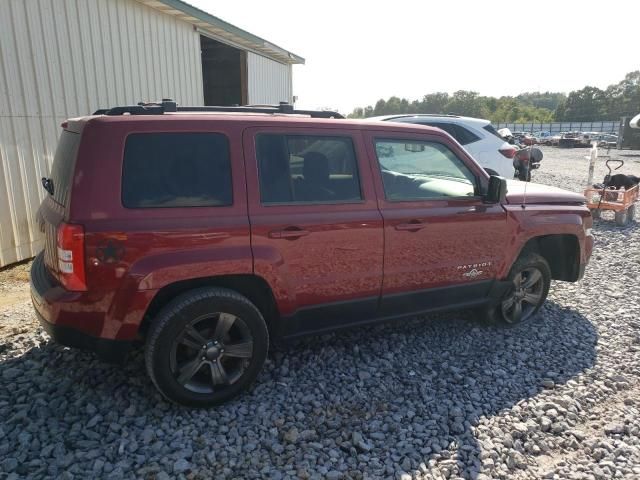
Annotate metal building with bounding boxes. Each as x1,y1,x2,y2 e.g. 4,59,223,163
0,0,304,266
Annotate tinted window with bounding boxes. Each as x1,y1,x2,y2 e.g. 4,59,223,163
421,122,459,139
375,139,476,200
256,135,362,204
122,133,231,208
483,124,503,139
452,125,480,145
50,130,81,206
417,122,480,145
394,119,480,145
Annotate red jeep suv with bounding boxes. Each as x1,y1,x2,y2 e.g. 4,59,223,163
31,101,593,406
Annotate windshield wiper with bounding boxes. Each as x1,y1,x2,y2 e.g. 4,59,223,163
41,177,54,195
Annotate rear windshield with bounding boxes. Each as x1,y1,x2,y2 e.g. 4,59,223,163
49,130,81,206
483,124,504,139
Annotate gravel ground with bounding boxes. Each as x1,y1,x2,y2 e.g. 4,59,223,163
1,147,640,480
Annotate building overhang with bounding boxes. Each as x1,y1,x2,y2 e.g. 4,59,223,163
137,0,305,65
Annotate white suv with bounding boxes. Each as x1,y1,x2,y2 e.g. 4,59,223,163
370,114,516,178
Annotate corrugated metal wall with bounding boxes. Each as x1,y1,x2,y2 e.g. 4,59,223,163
247,52,292,105
0,0,204,266
495,121,620,134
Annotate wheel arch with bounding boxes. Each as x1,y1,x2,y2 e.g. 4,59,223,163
139,274,279,338
518,234,581,281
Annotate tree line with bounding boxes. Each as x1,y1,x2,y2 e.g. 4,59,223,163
347,71,640,123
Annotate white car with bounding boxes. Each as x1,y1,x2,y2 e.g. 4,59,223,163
534,131,554,145
369,114,516,178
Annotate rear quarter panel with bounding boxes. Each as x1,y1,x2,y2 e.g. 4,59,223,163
68,118,252,339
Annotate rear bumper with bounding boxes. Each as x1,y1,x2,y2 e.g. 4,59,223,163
34,307,132,363
492,163,516,179
30,252,132,362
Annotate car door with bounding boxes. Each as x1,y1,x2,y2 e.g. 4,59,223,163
244,126,384,336
363,129,509,316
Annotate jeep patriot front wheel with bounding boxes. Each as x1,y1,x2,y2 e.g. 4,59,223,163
501,264,546,323
145,288,268,407
481,253,551,326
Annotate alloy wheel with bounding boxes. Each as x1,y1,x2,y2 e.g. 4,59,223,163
501,267,545,324
170,312,254,393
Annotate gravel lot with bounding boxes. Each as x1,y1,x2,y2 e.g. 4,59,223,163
1,147,640,480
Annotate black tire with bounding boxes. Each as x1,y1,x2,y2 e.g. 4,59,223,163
145,287,269,407
615,210,628,226
479,252,551,326
627,204,635,223
517,169,532,182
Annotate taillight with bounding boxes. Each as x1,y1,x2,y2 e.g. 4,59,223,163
56,223,87,291
499,147,517,159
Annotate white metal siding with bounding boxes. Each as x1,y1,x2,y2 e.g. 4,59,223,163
0,0,204,266
247,52,292,105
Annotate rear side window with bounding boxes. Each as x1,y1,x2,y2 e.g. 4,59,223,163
122,133,232,208
413,122,480,145
256,134,362,204
483,124,503,139
452,125,480,145
421,122,459,140
50,130,81,206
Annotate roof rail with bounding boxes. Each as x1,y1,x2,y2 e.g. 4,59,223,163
379,113,461,121
412,113,460,118
93,99,344,119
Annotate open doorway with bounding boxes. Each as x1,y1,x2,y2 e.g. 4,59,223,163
200,35,247,106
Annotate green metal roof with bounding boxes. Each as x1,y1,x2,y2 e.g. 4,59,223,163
146,0,305,64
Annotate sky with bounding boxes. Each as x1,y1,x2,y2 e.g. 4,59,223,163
188,0,639,114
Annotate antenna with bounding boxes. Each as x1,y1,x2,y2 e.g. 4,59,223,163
521,145,530,209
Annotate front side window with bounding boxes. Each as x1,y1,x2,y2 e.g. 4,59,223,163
374,139,476,200
122,133,232,208
256,134,362,204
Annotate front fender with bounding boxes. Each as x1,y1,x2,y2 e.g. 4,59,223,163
501,205,590,278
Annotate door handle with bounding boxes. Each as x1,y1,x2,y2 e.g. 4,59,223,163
269,227,310,239
395,221,426,232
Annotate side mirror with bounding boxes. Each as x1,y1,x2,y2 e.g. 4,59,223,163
485,175,507,203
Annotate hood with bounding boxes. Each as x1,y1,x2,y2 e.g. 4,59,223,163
505,180,586,205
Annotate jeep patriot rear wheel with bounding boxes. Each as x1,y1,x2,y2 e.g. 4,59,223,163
145,287,268,407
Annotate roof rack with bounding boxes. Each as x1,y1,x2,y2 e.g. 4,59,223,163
93,99,344,119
